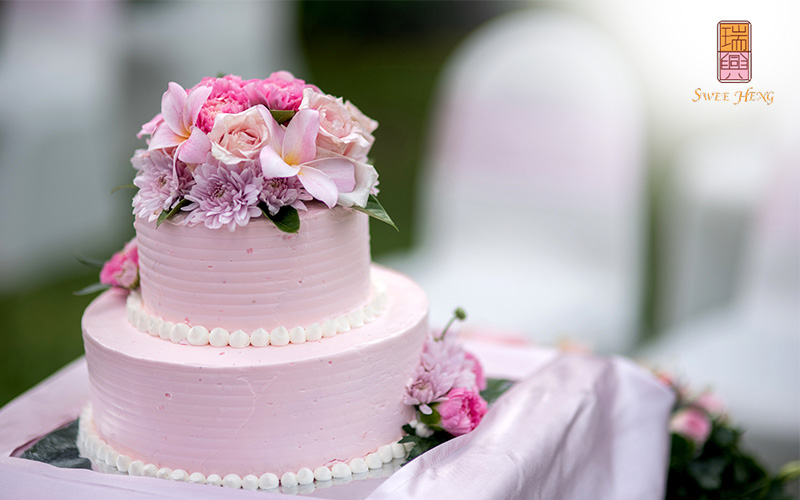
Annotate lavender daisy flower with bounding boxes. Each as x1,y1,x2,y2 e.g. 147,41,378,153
185,162,263,231
131,150,194,221
403,364,454,415
261,176,311,215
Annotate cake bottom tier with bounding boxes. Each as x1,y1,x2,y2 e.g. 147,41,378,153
81,266,428,479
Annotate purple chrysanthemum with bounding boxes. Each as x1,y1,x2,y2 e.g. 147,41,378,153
403,364,454,415
132,150,194,221
260,176,311,215
185,162,263,231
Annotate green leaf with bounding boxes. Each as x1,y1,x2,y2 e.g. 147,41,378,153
156,199,189,228
270,109,296,125
110,183,136,194
73,283,110,296
777,461,800,484
261,204,300,233
75,254,107,269
481,378,515,405
688,458,726,490
216,71,226,78
351,194,398,231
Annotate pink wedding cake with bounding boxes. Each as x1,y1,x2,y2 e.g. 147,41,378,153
78,73,429,489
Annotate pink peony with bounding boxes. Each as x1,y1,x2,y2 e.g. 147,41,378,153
208,106,274,165
670,407,712,445
193,75,251,134
243,71,317,111
437,387,488,436
100,239,139,290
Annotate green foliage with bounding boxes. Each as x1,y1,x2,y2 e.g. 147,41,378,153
351,194,397,231
400,424,454,463
270,109,296,125
666,409,797,499
156,199,189,228
480,378,514,406
261,204,300,234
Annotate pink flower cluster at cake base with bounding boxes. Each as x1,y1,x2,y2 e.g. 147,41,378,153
99,239,139,290
133,72,379,231
404,322,489,437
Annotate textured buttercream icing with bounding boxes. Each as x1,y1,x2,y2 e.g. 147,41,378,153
134,205,371,333
83,266,427,477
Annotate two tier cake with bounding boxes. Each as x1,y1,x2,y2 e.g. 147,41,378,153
78,73,431,489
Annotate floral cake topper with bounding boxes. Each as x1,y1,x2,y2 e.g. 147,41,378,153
132,72,394,233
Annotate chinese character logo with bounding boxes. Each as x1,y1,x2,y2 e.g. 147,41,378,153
718,21,751,83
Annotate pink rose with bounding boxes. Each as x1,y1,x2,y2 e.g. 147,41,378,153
437,387,488,436
100,239,139,290
208,106,275,165
670,407,711,445
464,352,487,391
299,88,377,162
694,391,725,417
243,71,316,112
193,75,251,134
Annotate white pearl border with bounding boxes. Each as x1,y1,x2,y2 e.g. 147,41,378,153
125,280,388,348
77,404,411,490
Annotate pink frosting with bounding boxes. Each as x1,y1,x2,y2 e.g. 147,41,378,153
134,206,371,333
82,266,427,477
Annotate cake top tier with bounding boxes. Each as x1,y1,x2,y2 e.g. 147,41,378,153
133,72,393,234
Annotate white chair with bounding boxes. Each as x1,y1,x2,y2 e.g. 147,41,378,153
640,156,799,470
380,10,647,354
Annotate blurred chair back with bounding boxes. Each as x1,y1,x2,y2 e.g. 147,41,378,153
406,10,647,352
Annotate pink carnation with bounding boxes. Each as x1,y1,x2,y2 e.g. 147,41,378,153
437,387,488,436
464,352,487,391
193,75,251,134
694,391,725,417
100,239,139,290
243,71,317,111
670,407,712,446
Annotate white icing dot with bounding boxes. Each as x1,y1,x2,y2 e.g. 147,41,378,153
156,467,172,479
188,472,206,484
270,326,289,346
230,330,251,348
365,453,383,469
335,316,351,333
159,322,174,340
96,444,109,463
187,326,209,346
392,443,406,459
142,464,158,477
331,462,352,479
128,460,145,476
107,450,120,467
313,466,332,481
305,323,322,342
170,323,190,343
347,310,365,328
297,468,314,485
280,472,298,487
321,320,337,338
349,458,368,474
250,328,269,347
378,445,393,463
135,313,149,332
241,474,259,490
171,469,189,482
208,327,230,347
222,473,242,489
258,472,279,489
116,454,132,472
289,326,306,344
362,304,376,322
206,474,223,486
147,316,162,337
